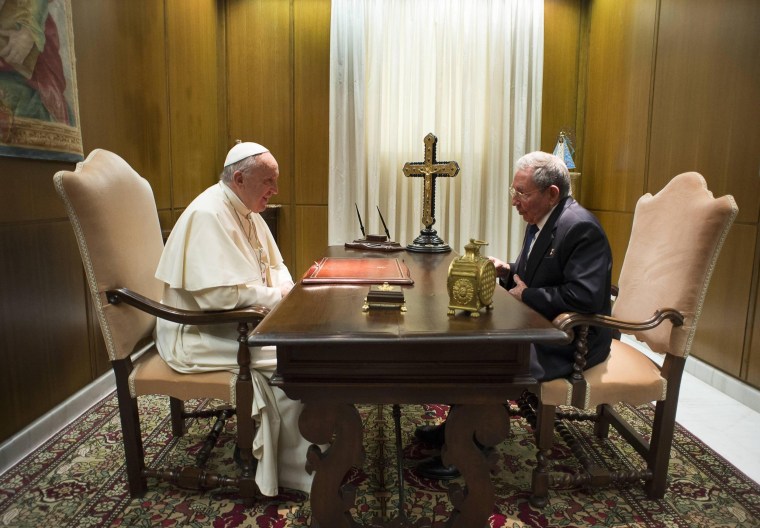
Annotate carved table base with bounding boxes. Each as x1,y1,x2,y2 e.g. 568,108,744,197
299,402,510,528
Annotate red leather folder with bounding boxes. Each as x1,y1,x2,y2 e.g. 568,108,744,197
301,257,413,285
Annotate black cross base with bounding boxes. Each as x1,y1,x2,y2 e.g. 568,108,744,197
407,227,451,253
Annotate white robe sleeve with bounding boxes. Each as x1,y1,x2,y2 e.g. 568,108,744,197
192,283,283,311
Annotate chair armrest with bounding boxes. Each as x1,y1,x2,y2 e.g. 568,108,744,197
106,287,270,326
553,308,684,340
550,309,684,408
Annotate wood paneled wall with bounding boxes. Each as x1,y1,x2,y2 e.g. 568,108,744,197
541,0,583,159
556,0,760,384
1,0,759,445
0,0,330,444
647,0,760,378
225,0,330,278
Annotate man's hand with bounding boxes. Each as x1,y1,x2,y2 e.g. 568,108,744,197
508,274,527,301
488,256,510,278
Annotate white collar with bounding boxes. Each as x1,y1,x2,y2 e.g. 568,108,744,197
220,181,251,218
535,202,559,232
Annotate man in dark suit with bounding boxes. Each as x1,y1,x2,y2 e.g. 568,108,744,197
416,151,613,479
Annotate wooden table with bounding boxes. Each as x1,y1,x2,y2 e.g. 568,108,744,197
249,246,567,527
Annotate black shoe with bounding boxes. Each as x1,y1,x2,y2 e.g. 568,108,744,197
233,445,257,474
416,456,460,480
414,423,446,447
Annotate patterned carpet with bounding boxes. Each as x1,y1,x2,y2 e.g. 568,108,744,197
0,393,758,527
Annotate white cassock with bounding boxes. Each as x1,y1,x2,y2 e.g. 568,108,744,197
154,181,312,497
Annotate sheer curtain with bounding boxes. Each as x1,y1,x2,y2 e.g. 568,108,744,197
329,0,543,261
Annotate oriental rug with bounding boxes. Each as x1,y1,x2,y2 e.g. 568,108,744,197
0,393,758,527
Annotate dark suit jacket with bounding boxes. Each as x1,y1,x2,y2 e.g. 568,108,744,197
500,196,613,381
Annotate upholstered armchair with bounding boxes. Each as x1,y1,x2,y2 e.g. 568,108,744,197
54,149,269,502
519,171,737,506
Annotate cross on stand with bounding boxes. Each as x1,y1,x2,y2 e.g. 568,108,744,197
403,133,460,253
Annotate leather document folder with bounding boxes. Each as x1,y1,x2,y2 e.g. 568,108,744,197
301,257,413,285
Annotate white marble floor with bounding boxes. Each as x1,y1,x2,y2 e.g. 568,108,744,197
672,369,760,484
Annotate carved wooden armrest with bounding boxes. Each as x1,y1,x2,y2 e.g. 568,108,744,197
550,309,684,407
106,287,270,377
106,287,270,326
553,308,684,338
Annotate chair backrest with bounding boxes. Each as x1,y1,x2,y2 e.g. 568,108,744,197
54,149,165,361
612,172,737,357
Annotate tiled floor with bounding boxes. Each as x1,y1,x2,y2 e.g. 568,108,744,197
671,370,760,483
1,352,760,484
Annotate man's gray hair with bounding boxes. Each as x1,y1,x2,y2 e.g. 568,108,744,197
220,154,261,183
515,151,571,198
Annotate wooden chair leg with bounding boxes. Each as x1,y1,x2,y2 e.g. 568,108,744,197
645,398,678,498
113,360,147,498
235,322,257,504
530,403,556,507
593,404,611,439
170,397,185,437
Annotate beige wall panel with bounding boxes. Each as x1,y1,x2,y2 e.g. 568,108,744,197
594,210,633,285
294,0,331,206
295,206,329,278
71,0,172,208
647,0,760,225
582,0,657,212
541,0,581,155
226,0,294,204
0,222,91,443
166,0,225,207
688,224,754,378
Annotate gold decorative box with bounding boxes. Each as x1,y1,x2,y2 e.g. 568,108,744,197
363,282,406,312
447,239,496,317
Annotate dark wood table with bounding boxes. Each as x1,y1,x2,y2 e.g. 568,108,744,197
249,246,567,527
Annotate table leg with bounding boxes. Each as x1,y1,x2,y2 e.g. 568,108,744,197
300,402,364,528
441,404,510,528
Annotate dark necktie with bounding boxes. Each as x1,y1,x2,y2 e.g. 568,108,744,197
519,224,538,275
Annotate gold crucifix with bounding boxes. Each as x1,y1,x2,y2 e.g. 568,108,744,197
403,133,460,229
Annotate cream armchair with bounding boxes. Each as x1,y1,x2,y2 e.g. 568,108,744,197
519,171,738,506
54,149,268,502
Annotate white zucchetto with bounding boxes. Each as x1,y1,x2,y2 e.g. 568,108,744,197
223,140,269,167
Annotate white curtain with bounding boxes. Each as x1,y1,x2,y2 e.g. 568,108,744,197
329,0,543,261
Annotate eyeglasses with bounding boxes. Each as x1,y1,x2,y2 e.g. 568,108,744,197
509,186,542,200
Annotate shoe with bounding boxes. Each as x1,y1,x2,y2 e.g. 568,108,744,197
233,445,257,473
416,456,460,480
414,423,446,447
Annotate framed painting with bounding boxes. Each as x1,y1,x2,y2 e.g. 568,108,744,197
0,0,82,162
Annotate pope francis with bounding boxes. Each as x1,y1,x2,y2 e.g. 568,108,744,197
154,141,312,497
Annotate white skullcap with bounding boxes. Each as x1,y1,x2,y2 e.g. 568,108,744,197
223,140,269,167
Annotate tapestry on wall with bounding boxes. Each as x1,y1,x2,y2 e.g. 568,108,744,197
0,0,82,162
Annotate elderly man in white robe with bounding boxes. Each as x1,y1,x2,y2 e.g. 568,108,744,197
154,141,311,497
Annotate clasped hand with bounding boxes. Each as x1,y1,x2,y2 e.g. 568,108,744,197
508,274,527,301
487,256,526,301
